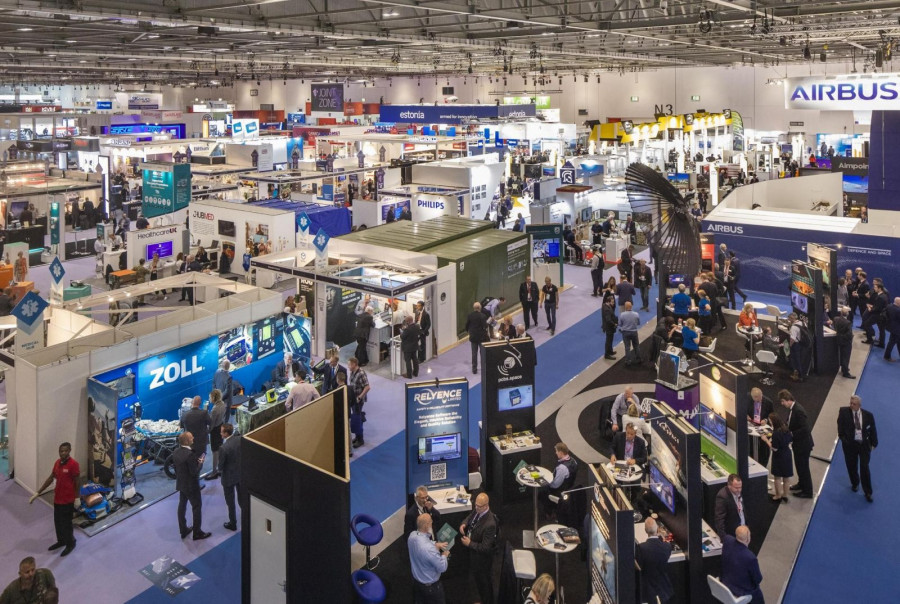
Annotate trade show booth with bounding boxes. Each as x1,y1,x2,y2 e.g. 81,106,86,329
410,156,505,220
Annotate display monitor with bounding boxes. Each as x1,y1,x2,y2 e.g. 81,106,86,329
581,207,592,222
649,462,677,514
145,240,174,261
218,220,236,237
498,384,534,412
667,274,688,288
656,351,680,387
791,290,809,314
417,433,462,464
381,277,407,301
699,403,727,445
8,200,27,220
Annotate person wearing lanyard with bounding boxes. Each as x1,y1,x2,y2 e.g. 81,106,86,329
747,387,774,467
714,474,745,539
407,513,450,604
459,493,498,604
539,276,559,336
837,395,878,502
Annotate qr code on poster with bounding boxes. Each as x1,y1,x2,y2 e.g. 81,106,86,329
430,463,447,482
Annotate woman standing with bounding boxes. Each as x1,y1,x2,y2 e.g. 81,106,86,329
601,276,618,306
697,290,713,335
206,389,226,480
149,252,166,298
680,318,700,359
524,573,555,604
761,414,793,502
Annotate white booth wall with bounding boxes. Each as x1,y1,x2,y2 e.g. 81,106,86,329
410,160,504,220
720,173,843,214
225,143,275,171
125,224,186,274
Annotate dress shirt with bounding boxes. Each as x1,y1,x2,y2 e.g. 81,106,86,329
408,531,448,585
854,409,863,441
285,381,319,411
549,456,572,489
619,310,641,332
733,492,745,526
625,439,634,460
611,392,636,424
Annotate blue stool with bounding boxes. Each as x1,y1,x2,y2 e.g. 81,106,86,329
352,569,386,604
351,513,384,570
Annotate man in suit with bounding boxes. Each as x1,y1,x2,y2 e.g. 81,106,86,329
271,351,301,386
465,302,490,374
885,296,900,361
727,251,747,307
173,431,211,540
715,474,745,539
519,275,540,330
459,493,497,604
610,424,648,466
721,526,764,603
830,306,855,378
322,354,346,394
602,297,618,360
403,485,443,536
635,259,653,311
837,395,878,502
213,360,233,418
218,423,242,530
355,306,375,366
180,396,210,457
414,300,431,362
747,388,774,467
183,254,202,305
636,518,674,604
400,316,422,378
778,389,814,498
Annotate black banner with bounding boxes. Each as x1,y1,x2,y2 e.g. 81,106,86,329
480,338,537,437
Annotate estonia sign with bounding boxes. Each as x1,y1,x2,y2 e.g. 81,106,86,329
785,73,900,110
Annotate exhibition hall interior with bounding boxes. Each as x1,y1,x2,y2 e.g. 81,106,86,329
0,0,898,602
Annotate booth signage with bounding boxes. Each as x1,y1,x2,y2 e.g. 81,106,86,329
141,110,183,121
480,339,537,438
136,337,219,414
22,105,61,113
12,291,48,353
311,83,345,113
127,94,162,110
96,101,112,110
231,119,259,140
379,104,535,124
560,161,576,185
141,162,191,218
405,379,469,493
785,73,900,110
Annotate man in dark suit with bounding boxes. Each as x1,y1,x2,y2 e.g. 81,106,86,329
721,526,764,604
355,306,375,366
519,275,539,330
779,389,814,498
322,354,346,394
403,485,443,536
213,360,233,418
173,431,211,540
465,302,489,374
636,518,674,604
180,396,210,456
747,388,774,467
218,423,242,530
837,395,878,502
414,301,431,362
602,297,618,360
460,493,497,604
727,251,747,306
271,351,301,386
610,424,647,466
714,474,745,539
400,316,422,378
183,255,202,305
884,296,900,361
830,306,855,378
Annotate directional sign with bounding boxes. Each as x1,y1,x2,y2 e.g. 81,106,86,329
49,256,65,284
313,228,330,253
12,291,49,327
560,161,576,185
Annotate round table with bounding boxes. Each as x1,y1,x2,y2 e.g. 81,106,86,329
604,462,644,485
516,465,554,549
747,301,767,311
738,325,764,373
537,523,578,595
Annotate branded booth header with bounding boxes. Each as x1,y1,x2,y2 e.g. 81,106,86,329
785,73,900,110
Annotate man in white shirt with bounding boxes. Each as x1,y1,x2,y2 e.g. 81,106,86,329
611,386,639,433
284,370,319,411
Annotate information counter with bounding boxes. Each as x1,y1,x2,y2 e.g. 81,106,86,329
488,430,541,505
604,234,629,264
3,225,45,249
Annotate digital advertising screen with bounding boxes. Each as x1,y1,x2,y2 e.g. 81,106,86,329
667,274,688,288
497,384,533,412
590,492,617,602
650,414,688,499
791,290,809,314
283,314,311,369
656,351,680,388
381,199,410,221
649,463,677,514
699,403,727,446
417,433,462,464
145,240,174,261
253,316,284,361
790,261,815,297
218,324,254,369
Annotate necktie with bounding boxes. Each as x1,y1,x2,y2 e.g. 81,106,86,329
754,401,761,421
737,496,744,524
854,411,861,431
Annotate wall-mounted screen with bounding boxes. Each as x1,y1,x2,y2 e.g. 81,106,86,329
218,219,236,237
417,433,462,464
8,200,27,220
145,240,173,261
498,384,534,412
791,290,809,314
699,403,727,446
581,207,592,222
649,462,677,514
656,351,680,387
381,277,407,301
667,274,688,288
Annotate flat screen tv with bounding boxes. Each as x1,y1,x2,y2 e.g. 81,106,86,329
581,207,592,222
498,384,534,412
417,433,462,464
8,200,27,220
649,462,677,514
656,351,680,387
667,274,688,288
791,290,809,314
218,219,236,237
145,241,173,261
545,241,560,259
699,403,727,445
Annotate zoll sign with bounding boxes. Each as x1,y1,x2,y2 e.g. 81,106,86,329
785,73,900,110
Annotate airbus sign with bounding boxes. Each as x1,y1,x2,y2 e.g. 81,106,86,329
706,224,744,234
785,73,900,110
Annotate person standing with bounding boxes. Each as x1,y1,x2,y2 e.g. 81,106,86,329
173,431,210,540
0,558,56,604
347,358,371,448
354,306,375,366
837,395,877,502
204,389,226,481
721,526,764,604
459,493,497,604
519,275,539,330
401,316,422,378
180,396,210,458
830,307,855,378
465,302,490,374
779,389,814,498
610,386,639,434
671,283,692,323
414,300,431,362
862,280,888,346
539,276,559,335
714,474,745,539
322,354,346,394
589,249,603,297
727,251,747,306
404,486,443,536
787,313,807,382
213,360,234,418
760,414,793,503
884,297,900,361
182,255,202,304
697,290,713,335
408,513,450,604
619,301,642,366
29,442,80,557
602,295,618,360
747,388,774,468
636,518,674,604
852,270,870,327
619,245,635,282
635,259,653,311
615,276,636,314
218,423,242,530
284,370,320,412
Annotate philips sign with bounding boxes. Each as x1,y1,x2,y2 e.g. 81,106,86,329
785,73,900,110
417,199,445,210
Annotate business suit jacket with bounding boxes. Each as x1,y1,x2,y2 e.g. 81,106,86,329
519,281,539,305
416,309,431,336
403,501,442,536
787,401,814,452
272,359,302,383
721,535,764,602
463,509,498,562
636,537,674,603
886,303,900,335
213,368,233,404
465,310,490,344
180,408,211,453
837,407,878,449
612,432,647,466
602,303,618,333
746,395,774,423
714,487,744,538
173,446,202,495
323,362,347,393
218,433,242,488
400,323,422,353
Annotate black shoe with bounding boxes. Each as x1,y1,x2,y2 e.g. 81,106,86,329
352,438,364,448
61,541,76,556
851,484,859,492
473,368,478,374
193,531,212,541
550,329,555,335
842,373,857,379
794,492,813,499
865,493,874,503
875,342,885,348
223,522,237,531
181,526,193,539
604,355,617,360
790,484,803,491
781,497,789,503
204,472,220,481
48,542,64,551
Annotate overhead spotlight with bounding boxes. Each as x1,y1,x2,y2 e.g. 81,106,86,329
779,36,787,46
820,51,826,63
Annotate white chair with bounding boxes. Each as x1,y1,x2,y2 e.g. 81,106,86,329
756,350,777,385
699,336,717,354
468,471,482,491
512,549,537,599
707,575,752,604
766,305,785,321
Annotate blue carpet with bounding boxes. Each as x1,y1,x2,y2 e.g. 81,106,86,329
126,534,241,604
783,349,898,602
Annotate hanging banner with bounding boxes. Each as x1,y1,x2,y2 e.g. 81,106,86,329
313,227,330,271
49,201,61,246
12,291,48,353
311,83,345,115
560,161,576,185
405,378,470,493
785,72,900,111
141,162,192,218
48,256,65,307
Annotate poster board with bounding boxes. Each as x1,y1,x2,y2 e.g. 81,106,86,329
405,378,469,494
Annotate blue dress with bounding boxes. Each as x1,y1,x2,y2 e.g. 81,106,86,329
770,429,794,478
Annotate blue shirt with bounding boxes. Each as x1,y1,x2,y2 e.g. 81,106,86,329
672,292,692,315
408,531,448,584
619,310,641,332
681,325,700,351
698,298,711,316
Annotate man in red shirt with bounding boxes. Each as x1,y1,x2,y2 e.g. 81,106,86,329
30,442,81,556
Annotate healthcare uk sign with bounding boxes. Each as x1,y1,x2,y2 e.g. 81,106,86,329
785,73,900,110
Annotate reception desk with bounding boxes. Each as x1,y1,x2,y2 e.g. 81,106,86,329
3,226,45,249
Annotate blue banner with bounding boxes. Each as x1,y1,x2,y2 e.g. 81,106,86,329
406,379,469,494
96,101,112,110
135,337,219,421
380,104,536,124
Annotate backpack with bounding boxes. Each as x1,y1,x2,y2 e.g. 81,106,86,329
797,322,812,348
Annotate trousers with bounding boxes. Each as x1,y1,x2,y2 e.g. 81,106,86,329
54,503,75,546
224,482,242,526
178,488,203,536
842,440,872,496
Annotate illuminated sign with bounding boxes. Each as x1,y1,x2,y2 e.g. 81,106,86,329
785,73,900,110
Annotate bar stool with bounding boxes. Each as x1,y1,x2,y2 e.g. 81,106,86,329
351,569,386,604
